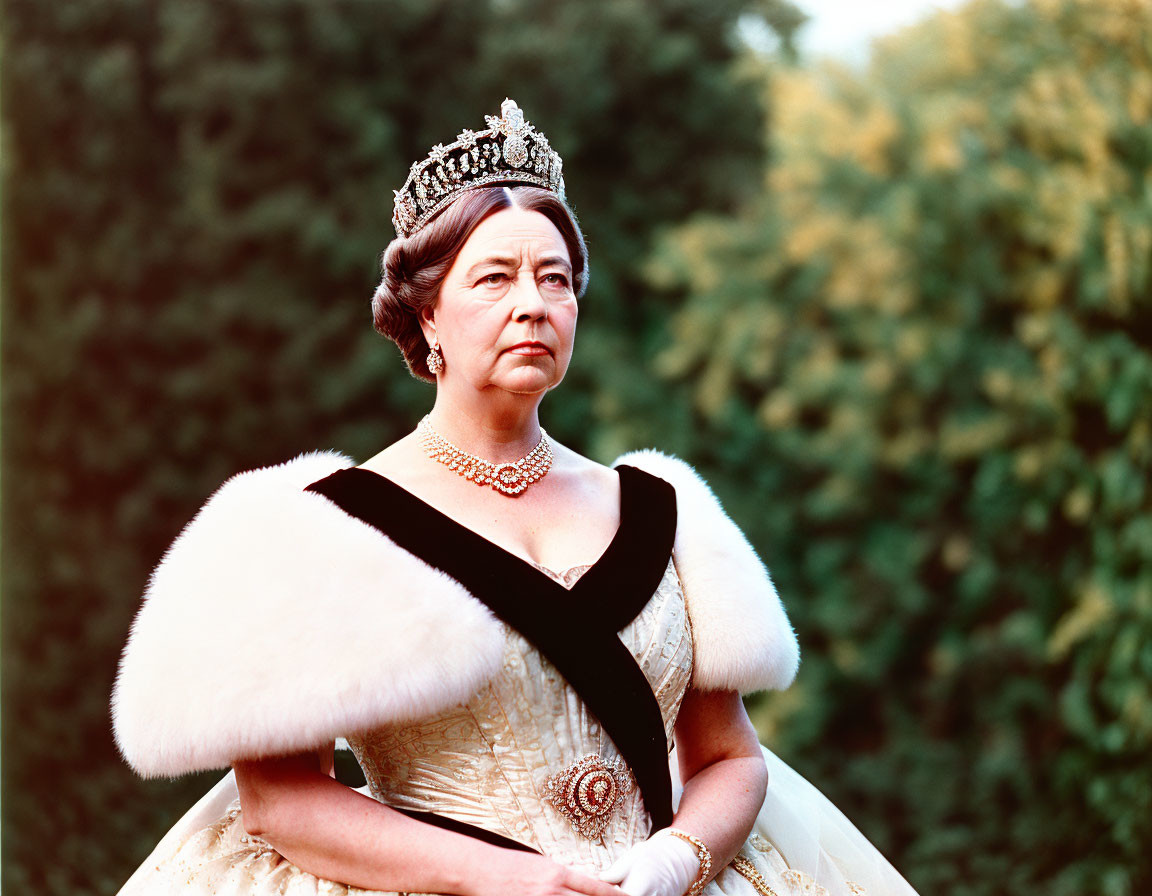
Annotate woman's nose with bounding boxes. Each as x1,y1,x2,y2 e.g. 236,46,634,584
511,278,548,322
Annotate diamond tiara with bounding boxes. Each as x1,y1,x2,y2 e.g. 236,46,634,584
391,98,566,239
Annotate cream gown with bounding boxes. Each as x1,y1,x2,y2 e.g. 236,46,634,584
113,455,920,896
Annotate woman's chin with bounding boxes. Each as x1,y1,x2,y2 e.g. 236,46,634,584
497,367,559,396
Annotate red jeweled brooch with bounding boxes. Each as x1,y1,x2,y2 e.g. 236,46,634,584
543,753,635,840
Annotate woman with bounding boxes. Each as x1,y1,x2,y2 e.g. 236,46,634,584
112,99,919,896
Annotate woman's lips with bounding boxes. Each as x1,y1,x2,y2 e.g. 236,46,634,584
507,344,551,356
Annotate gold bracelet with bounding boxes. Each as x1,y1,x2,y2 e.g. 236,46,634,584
666,828,712,896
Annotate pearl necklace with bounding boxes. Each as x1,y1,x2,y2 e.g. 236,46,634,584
418,415,553,496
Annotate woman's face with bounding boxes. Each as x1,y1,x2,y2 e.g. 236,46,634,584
422,205,577,398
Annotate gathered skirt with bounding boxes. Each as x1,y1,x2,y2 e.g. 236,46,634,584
117,745,919,896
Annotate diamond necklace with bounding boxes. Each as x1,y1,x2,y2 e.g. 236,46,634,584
417,415,553,496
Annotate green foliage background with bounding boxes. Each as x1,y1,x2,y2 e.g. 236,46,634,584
3,0,1149,894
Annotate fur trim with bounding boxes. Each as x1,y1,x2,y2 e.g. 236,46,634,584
113,447,797,778
111,451,506,778
612,450,800,693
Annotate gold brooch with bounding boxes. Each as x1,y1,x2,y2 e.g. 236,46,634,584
543,754,634,840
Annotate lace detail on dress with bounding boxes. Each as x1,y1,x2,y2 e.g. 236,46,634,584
529,561,594,590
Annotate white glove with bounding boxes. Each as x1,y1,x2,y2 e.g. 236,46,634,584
599,828,702,896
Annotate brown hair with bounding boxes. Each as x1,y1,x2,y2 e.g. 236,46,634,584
372,185,589,382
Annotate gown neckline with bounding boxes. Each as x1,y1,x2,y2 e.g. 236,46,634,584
347,464,632,595
303,461,681,829
530,562,593,591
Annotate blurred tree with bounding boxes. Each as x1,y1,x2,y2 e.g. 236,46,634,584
1,0,800,892
645,1,1152,893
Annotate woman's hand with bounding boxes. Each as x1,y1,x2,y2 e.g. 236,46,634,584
598,828,701,896
471,851,630,896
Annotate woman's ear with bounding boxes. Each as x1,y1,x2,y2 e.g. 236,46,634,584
418,304,437,347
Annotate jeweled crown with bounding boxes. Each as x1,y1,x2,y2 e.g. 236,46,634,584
392,98,566,238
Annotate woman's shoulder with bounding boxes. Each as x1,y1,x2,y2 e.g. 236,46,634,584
610,448,801,695
610,448,739,528
549,442,621,495
146,450,359,578
352,432,426,484
191,449,356,514
112,447,507,779
610,447,711,492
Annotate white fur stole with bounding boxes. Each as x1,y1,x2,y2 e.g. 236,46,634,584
112,449,798,778
615,450,800,694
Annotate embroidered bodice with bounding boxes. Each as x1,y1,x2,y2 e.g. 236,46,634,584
304,463,690,872
347,557,694,872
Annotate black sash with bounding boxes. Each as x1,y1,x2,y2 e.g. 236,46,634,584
394,807,538,853
305,464,678,836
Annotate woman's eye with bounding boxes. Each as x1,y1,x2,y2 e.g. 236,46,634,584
480,272,508,286
543,273,570,287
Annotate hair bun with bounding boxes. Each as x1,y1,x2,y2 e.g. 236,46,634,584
372,242,413,343
380,242,408,301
